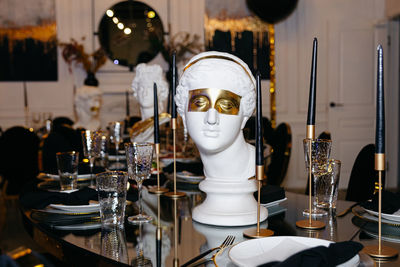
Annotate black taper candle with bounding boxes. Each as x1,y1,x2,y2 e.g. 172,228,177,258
376,45,385,154
256,72,263,166
171,51,177,118
307,38,318,126
154,83,160,144
125,90,130,118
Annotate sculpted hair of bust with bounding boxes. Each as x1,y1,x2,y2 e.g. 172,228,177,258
74,85,102,131
131,63,169,120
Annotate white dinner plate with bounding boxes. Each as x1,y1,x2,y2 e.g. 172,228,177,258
160,157,198,166
262,197,287,208
54,222,101,230
108,154,126,161
364,208,400,223
49,202,100,213
228,236,359,267
176,171,205,183
37,173,94,181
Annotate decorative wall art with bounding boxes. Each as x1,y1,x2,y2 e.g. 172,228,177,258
0,0,57,81
205,0,270,79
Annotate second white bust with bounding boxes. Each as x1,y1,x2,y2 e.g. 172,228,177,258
175,51,267,226
131,63,170,143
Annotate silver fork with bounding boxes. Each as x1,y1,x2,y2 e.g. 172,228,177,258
182,235,235,267
189,236,236,267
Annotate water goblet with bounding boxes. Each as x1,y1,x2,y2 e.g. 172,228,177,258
109,121,124,169
125,142,153,224
303,138,332,216
82,130,102,186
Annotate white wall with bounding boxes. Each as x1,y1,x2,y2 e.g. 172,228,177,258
1,0,394,189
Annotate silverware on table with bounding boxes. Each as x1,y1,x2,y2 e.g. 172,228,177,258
181,235,235,267
337,202,360,217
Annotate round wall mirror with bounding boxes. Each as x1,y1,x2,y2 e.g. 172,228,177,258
98,1,164,69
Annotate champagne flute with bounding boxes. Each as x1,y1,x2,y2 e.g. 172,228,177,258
109,121,124,169
125,142,153,224
81,130,102,186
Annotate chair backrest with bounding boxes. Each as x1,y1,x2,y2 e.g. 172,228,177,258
51,116,74,132
266,122,292,186
346,144,380,202
41,124,83,174
243,116,274,142
0,126,40,195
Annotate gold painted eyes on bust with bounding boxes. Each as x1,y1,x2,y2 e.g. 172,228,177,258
188,88,241,115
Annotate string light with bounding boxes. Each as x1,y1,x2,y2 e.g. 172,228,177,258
106,10,114,17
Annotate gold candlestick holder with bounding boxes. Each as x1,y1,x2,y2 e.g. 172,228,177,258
172,197,180,267
148,143,169,194
363,154,398,259
296,129,325,230
155,191,163,267
165,118,186,199
243,165,274,238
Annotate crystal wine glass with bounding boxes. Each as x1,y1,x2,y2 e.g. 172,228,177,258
131,223,152,267
81,130,102,186
303,138,332,216
125,142,153,224
109,121,124,169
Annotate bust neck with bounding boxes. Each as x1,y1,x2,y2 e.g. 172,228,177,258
199,133,255,180
74,111,100,131
140,103,165,121
140,106,153,121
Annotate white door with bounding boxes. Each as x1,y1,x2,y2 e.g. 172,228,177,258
326,9,387,188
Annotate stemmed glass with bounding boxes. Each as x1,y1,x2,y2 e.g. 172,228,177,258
109,121,124,169
125,142,153,224
131,223,152,267
303,138,332,216
81,130,102,186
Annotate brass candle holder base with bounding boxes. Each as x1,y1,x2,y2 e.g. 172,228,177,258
363,245,398,259
148,187,169,194
165,191,186,199
243,228,274,239
296,219,325,230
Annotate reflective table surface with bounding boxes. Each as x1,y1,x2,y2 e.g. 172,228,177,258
22,190,400,266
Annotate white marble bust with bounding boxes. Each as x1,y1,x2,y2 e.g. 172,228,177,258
74,85,102,131
131,63,169,120
175,51,267,226
130,63,170,143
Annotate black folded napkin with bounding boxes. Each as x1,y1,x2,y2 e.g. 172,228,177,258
162,161,203,176
258,241,363,267
254,185,286,204
78,164,106,175
20,187,98,209
361,190,400,214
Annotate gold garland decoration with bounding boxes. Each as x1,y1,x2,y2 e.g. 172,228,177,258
204,15,276,128
0,22,57,54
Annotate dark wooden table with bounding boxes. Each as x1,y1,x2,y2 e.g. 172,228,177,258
22,190,400,266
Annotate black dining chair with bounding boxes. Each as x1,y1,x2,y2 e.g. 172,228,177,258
265,122,292,186
0,126,40,197
243,116,274,142
346,144,380,202
41,124,83,174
